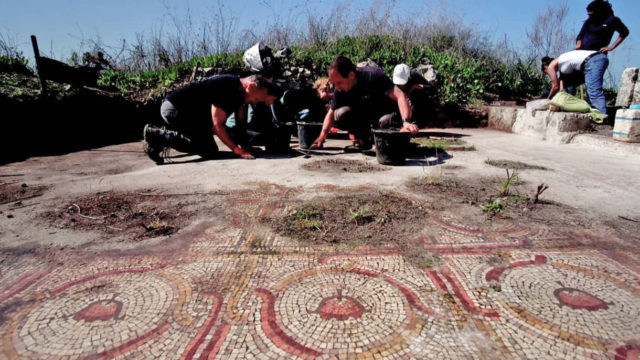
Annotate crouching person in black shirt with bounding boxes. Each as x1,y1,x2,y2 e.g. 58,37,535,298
142,75,281,164
311,56,418,152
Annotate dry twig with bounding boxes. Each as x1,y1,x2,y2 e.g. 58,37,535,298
532,183,549,204
68,204,108,220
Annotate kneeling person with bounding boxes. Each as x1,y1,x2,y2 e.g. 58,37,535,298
311,56,418,151
143,75,281,164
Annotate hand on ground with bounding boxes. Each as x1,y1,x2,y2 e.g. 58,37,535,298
310,137,325,149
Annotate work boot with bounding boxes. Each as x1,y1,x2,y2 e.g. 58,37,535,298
143,124,168,164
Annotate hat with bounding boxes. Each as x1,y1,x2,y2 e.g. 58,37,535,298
393,64,411,85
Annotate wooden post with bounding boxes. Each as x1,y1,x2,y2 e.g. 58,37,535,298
30,35,48,97
190,61,201,82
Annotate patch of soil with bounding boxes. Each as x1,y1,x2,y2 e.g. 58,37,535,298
485,159,549,171
43,191,196,239
404,175,640,241
0,182,48,205
265,191,425,246
406,175,503,208
301,159,389,173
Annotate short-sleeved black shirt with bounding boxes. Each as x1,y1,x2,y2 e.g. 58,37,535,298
576,15,629,51
166,75,245,123
404,70,428,91
331,67,395,111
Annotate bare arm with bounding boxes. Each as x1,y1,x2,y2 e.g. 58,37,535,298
601,36,626,53
388,86,418,134
545,62,560,99
575,40,582,50
211,105,253,158
311,108,334,148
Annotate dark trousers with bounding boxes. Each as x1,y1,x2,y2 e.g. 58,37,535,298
160,100,219,157
407,86,438,127
333,103,398,141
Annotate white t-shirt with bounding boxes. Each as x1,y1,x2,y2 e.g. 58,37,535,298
557,50,597,74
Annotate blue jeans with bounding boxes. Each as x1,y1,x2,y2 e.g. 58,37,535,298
583,53,608,115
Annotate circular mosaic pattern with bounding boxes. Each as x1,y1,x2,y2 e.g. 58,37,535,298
18,273,175,357
499,265,640,341
277,271,410,350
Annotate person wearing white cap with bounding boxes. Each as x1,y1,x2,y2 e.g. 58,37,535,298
393,64,438,127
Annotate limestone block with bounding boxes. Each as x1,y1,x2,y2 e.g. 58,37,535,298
415,64,438,85
512,110,592,143
356,59,379,68
616,67,640,107
488,106,519,132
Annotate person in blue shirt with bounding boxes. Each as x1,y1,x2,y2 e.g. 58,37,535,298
573,0,629,115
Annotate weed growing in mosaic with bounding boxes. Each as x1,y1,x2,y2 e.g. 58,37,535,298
349,204,374,225
288,204,324,231
499,169,519,196
482,200,503,213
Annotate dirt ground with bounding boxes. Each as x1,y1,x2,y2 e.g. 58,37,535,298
1,129,639,255
2,129,640,359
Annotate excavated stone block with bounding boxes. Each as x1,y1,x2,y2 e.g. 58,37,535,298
487,106,519,132
512,110,592,143
616,67,640,107
415,64,438,85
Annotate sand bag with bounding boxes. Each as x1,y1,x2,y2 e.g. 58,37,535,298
549,91,603,123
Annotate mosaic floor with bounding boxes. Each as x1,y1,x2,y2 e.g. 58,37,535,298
1,186,639,359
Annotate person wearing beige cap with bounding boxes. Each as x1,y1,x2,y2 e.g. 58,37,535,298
393,64,438,128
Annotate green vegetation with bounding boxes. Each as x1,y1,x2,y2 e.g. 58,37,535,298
499,169,519,197
287,204,324,231
0,53,32,76
0,34,579,105
348,204,374,225
482,199,504,214
286,35,546,104
482,169,530,215
411,138,472,151
97,53,243,93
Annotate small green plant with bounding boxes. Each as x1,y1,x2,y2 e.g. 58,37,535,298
416,253,440,269
348,204,374,225
482,200,503,213
411,138,466,151
288,204,324,231
499,169,518,196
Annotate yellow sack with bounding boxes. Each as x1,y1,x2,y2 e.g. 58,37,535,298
549,91,603,124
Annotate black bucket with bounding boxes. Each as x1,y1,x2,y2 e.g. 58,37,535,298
296,121,323,149
267,124,293,152
372,129,411,165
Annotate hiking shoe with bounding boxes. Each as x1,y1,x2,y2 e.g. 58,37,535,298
143,124,168,164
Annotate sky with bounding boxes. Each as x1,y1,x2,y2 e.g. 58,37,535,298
1,0,638,86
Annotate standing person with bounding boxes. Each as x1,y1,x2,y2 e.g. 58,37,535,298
574,0,629,115
392,64,438,128
311,56,418,151
143,75,281,164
